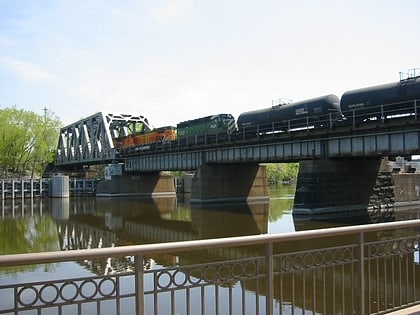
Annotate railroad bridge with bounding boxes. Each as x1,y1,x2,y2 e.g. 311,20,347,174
54,111,420,215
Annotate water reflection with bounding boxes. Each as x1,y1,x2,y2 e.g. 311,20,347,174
2,186,420,315
191,202,269,238
2,185,420,253
1,185,420,269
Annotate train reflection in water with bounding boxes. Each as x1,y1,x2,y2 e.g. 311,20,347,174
55,192,420,274
1,187,420,314
2,186,419,273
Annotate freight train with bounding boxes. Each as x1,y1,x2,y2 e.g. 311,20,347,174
341,74,420,122
115,71,420,155
113,114,236,153
237,94,341,135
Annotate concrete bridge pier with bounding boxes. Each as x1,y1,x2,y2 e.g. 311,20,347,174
96,172,176,197
293,157,395,218
190,164,270,203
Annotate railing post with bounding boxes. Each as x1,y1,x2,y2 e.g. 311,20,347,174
329,113,333,129
381,105,385,122
135,255,145,315
11,180,15,199
358,232,365,315
352,109,356,127
21,179,24,198
266,242,274,315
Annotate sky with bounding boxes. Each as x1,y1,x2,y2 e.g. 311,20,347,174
0,0,419,128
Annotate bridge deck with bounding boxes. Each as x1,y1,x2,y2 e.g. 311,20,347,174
123,118,420,172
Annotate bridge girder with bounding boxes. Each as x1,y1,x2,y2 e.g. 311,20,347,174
55,112,152,167
123,125,420,172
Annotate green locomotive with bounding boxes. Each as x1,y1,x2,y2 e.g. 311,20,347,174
177,114,237,142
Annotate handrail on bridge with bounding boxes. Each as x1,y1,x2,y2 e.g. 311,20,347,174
1,220,420,315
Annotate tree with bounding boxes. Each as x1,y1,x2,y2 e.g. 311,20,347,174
0,107,61,178
264,163,299,184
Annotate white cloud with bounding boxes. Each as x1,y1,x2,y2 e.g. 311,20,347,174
151,0,193,20
0,36,14,46
0,56,56,82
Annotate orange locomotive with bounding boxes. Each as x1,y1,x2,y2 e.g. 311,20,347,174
114,126,176,149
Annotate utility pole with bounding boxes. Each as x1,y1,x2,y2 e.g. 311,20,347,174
43,106,47,123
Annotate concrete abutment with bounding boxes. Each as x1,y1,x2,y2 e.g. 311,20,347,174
293,157,395,219
96,172,176,197
95,164,270,203
190,164,270,203
95,159,420,214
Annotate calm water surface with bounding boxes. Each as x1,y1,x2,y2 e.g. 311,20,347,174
1,184,419,282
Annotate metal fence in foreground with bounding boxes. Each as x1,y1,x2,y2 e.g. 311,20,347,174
0,220,419,315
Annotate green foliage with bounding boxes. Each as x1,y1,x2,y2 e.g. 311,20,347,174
264,163,299,184
0,216,60,255
0,107,61,178
0,216,60,274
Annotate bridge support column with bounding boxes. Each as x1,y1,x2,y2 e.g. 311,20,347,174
96,173,176,197
293,157,395,219
190,164,269,203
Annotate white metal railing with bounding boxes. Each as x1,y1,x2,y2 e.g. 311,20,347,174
0,178,100,199
0,220,420,314
0,179,50,199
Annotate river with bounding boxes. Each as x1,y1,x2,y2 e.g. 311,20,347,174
1,184,419,284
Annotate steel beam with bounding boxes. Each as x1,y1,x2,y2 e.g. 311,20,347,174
124,128,420,172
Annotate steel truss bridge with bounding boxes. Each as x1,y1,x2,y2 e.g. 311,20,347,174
55,112,420,170
55,112,152,167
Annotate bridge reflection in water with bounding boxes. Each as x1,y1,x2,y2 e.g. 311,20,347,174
0,194,419,314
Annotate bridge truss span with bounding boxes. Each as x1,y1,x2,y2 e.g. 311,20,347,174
55,112,152,167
